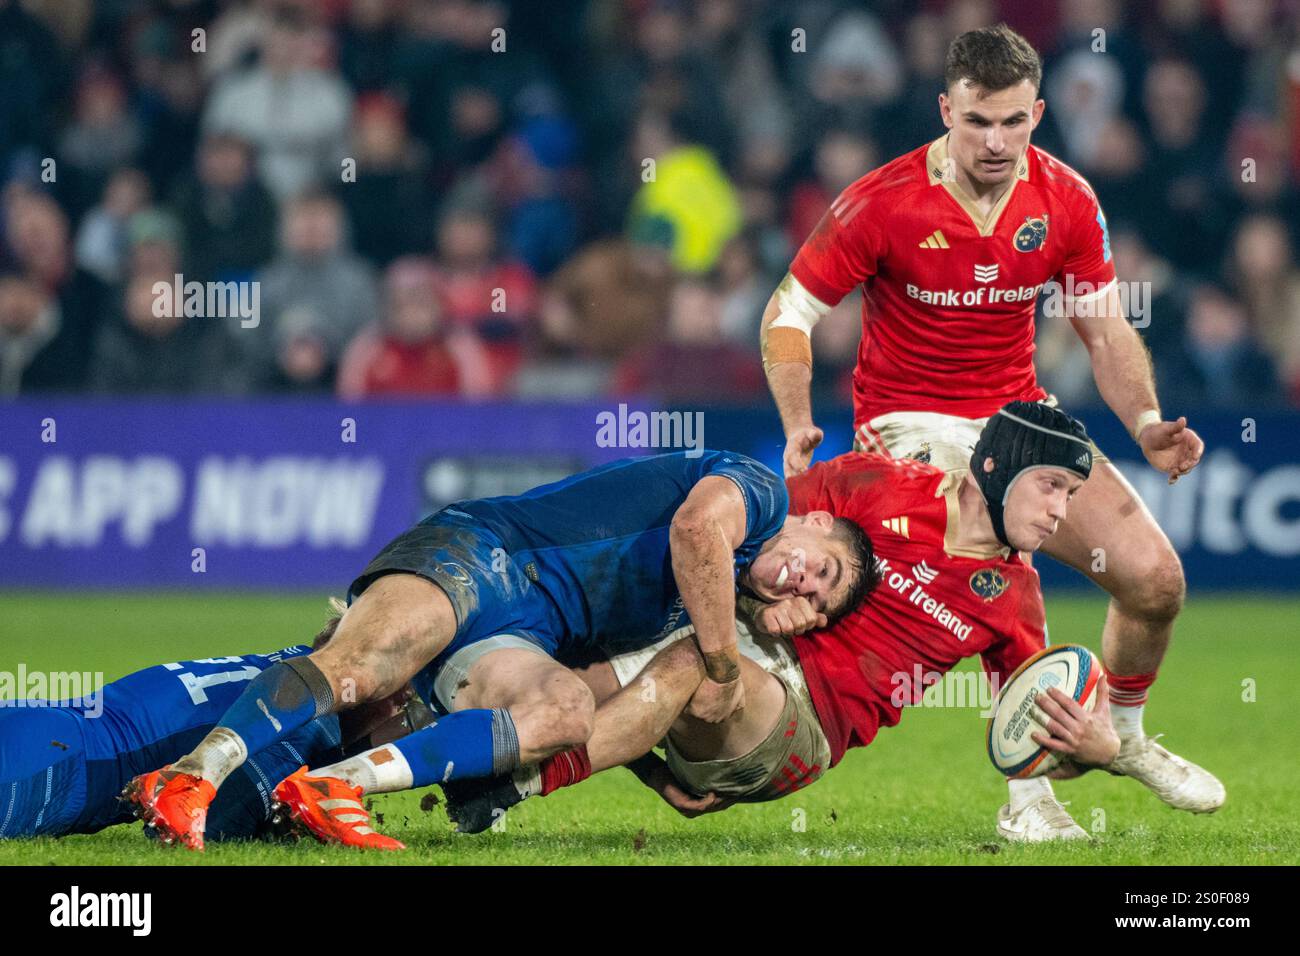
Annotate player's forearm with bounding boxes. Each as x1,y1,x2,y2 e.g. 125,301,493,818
669,520,742,680
766,362,816,435
760,283,818,434
1073,293,1160,436
585,640,706,773
1085,323,1160,437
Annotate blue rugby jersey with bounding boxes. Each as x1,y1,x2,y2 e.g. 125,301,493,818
450,451,787,653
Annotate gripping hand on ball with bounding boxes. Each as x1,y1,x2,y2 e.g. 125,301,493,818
1030,673,1120,767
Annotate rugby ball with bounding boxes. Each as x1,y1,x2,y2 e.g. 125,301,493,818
987,644,1102,778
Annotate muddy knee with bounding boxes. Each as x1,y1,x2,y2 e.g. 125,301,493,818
314,575,455,704
516,679,596,754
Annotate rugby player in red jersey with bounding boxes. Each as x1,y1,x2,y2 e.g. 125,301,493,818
283,403,1121,847
760,23,1221,817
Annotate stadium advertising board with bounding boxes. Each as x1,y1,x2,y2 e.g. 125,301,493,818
0,401,1295,590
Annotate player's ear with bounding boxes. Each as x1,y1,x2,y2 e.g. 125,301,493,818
939,92,953,128
982,456,997,474
1031,98,1045,129
803,510,834,531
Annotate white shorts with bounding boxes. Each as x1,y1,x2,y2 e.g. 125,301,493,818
607,615,831,801
607,614,812,706
856,410,991,472
608,614,824,749
854,397,1107,472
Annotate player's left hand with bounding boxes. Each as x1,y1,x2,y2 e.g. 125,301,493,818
753,596,827,638
1138,416,1204,485
1030,673,1120,767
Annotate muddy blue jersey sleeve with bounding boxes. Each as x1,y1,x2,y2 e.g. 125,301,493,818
434,451,788,657
702,453,788,566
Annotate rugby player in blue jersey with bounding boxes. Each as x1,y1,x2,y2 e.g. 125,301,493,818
125,451,875,849
1,610,431,842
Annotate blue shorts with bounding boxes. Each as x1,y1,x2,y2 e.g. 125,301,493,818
349,509,565,707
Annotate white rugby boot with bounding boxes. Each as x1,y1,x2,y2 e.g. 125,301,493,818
996,795,1089,843
1107,733,1225,813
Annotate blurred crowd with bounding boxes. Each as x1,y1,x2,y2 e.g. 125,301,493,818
1,0,1299,409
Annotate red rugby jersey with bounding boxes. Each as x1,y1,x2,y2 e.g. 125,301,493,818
790,136,1116,424
788,453,1048,766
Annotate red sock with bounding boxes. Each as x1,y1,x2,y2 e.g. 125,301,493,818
1106,670,1157,707
539,746,592,796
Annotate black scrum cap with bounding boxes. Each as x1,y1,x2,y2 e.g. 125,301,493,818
971,401,1093,547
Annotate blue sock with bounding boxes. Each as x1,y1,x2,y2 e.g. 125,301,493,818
392,708,519,788
214,658,333,759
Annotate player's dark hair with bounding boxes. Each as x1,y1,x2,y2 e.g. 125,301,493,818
945,23,1042,94
827,517,882,624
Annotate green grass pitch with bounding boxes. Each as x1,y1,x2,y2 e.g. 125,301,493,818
1,590,1296,866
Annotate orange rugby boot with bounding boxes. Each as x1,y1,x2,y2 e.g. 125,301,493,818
122,767,216,851
271,767,406,851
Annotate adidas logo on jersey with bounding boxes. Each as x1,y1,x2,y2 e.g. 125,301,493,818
918,230,949,249
882,516,910,537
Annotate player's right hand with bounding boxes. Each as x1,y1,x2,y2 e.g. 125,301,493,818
687,674,745,723
1031,673,1120,768
754,595,827,638
1137,416,1204,485
782,424,824,478
659,783,735,818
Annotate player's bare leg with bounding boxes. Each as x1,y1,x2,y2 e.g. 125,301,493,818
626,655,794,816
124,574,456,849
441,636,791,832
310,574,459,705
1039,462,1225,812
440,637,711,831
279,648,596,845
662,654,787,763
452,648,598,758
